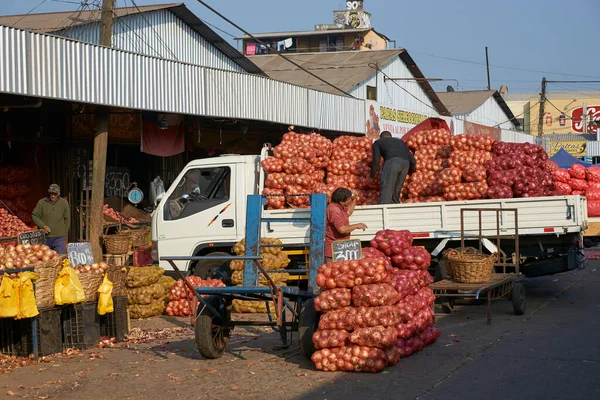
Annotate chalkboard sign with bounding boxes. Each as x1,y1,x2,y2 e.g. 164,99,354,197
67,242,95,265
18,230,46,246
332,239,362,261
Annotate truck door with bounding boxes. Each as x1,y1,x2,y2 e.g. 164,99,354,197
157,165,236,271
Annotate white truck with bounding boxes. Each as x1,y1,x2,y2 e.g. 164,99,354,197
152,147,588,280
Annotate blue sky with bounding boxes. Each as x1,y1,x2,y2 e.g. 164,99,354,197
5,0,600,94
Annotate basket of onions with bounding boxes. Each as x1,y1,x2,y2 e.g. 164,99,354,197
0,243,63,309
74,262,110,302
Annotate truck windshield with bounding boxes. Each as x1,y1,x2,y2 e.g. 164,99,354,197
164,166,230,221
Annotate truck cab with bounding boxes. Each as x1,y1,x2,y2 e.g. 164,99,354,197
152,154,260,277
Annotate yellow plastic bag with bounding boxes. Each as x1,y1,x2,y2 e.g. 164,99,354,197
54,260,85,305
0,276,19,318
17,271,40,319
97,274,114,315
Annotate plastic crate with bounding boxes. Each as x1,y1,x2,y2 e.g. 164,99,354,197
0,318,19,356
17,307,63,357
62,302,100,350
99,296,129,340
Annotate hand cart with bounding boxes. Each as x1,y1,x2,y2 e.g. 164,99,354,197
430,208,525,324
160,193,326,360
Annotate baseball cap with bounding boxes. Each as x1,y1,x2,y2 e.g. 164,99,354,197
48,184,60,194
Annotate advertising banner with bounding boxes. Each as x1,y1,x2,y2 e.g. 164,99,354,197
365,100,429,140
549,141,587,157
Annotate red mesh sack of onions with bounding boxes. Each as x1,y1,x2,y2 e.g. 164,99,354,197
485,184,513,199
448,150,493,168
355,189,380,206
361,247,387,260
385,326,441,365
348,326,398,349
396,287,436,323
315,258,392,290
552,168,571,183
569,178,589,192
262,188,285,209
331,136,373,163
265,173,285,189
589,181,600,189
553,182,572,195
569,164,586,180
283,157,315,175
414,144,452,160
545,160,559,173
461,163,487,182
415,158,448,173
318,305,402,330
282,173,315,189
573,190,585,195
396,307,435,339
404,129,451,150
351,283,402,307
313,183,337,202
450,134,494,151
261,157,284,173
391,246,431,270
404,196,445,203
311,345,387,373
391,270,433,300
586,166,600,183
314,288,352,312
586,187,600,201
284,185,310,208
408,178,444,198
369,229,413,257
443,182,488,201
588,201,600,217
487,170,516,187
439,168,462,187
312,329,349,350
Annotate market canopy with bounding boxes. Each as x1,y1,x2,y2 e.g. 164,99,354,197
549,148,592,168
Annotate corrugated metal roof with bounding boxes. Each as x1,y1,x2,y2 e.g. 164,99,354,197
543,133,597,141
0,3,180,32
0,3,263,75
247,49,450,116
438,90,519,127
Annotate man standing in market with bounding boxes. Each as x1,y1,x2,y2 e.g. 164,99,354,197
370,131,416,204
32,184,70,254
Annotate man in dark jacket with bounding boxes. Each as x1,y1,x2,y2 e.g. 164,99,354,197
32,184,70,254
370,131,416,204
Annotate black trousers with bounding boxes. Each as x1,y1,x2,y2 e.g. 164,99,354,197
380,157,410,204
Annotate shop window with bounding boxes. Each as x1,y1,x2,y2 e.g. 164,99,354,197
164,166,230,221
367,86,377,101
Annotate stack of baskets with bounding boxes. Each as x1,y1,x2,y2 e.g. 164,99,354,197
34,255,66,310
444,247,497,284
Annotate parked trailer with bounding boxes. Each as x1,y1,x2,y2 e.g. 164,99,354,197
152,149,588,280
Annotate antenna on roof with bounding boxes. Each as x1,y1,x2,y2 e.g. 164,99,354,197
446,85,455,92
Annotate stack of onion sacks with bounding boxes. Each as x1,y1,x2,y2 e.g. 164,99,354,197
312,256,398,372
0,243,59,270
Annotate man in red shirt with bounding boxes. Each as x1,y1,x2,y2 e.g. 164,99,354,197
325,188,368,262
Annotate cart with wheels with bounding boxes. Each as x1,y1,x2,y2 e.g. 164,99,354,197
161,193,326,360
431,208,525,324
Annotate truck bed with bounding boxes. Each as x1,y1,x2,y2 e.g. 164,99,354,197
263,196,588,244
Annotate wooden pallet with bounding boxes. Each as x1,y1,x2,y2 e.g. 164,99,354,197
104,252,133,266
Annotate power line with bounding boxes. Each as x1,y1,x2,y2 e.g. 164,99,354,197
10,0,48,27
494,100,540,128
192,0,354,98
200,18,237,39
412,51,600,79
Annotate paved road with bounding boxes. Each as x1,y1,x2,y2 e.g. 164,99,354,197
1,264,598,399
301,265,600,400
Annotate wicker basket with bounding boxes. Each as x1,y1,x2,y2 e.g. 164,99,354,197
445,248,497,284
106,265,128,297
129,228,150,249
34,256,65,310
103,234,131,255
77,272,104,302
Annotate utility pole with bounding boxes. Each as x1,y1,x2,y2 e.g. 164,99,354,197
90,0,114,261
485,47,491,91
538,77,547,136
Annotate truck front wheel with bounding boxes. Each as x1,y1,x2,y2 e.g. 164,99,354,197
192,251,232,285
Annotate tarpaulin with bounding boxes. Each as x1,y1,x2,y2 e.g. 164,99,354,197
141,113,184,157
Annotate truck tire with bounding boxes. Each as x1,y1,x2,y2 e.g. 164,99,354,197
195,296,229,359
511,283,526,315
299,298,320,360
192,251,232,284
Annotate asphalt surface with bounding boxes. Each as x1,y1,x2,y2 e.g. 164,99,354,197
300,264,600,400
